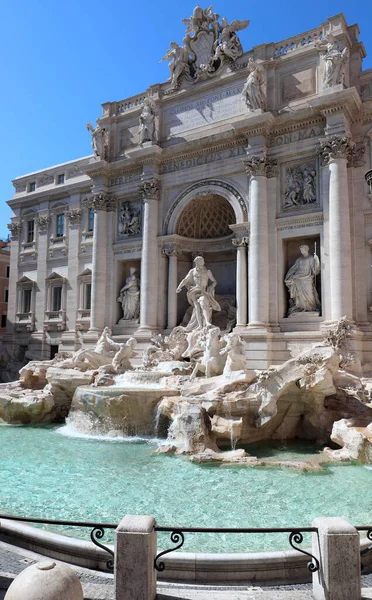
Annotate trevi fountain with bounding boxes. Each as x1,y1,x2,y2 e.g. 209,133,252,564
1,257,372,552
2,5,372,557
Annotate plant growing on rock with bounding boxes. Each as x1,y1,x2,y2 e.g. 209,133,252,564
324,316,352,351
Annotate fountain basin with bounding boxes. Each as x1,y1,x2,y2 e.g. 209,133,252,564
69,385,179,436
1,425,372,556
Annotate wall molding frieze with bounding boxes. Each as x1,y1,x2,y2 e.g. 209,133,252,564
276,211,323,231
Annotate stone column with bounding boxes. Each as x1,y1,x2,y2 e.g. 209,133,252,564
312,517,360,600
114,515,157,600
88,193,116,334
319,136,354,321
138,179,160,333
232,236,248,327
244,154,276,329
162,244,179,330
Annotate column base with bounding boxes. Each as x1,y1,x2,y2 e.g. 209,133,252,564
246,322,274,333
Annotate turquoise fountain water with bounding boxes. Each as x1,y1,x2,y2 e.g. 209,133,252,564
1,423,372,553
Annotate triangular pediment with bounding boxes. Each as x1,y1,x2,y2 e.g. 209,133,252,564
46,271,65,281
78,268,92,277
18,275,35,284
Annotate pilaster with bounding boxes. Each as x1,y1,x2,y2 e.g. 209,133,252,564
61,202,81,350
6,221,21,336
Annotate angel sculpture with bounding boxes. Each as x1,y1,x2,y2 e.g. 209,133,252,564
315,34,349,88
159,42,190,89
213,17,249,62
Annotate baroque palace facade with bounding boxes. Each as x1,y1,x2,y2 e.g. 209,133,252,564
5,10,372,368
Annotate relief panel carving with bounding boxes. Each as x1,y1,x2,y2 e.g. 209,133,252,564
117,201,141,238
281,160,319,213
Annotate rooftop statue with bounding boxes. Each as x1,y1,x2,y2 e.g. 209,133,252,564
86,122,108,161
160,42,191,90
241,58,266,111
315,33,349,88
213,17,249,62
138,97,156,145
160,5,249,90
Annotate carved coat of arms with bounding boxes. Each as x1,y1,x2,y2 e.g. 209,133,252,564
160,5,249,91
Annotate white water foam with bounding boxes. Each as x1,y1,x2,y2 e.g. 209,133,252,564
56,422,161,445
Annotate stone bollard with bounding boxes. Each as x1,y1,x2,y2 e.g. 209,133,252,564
115,515,157,600
312,517,361,600
5,560,83,600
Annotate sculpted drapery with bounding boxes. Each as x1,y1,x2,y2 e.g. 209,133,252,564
285,245,320,315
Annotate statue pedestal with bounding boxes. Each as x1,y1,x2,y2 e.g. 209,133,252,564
112,320,139,336
280,312,321,332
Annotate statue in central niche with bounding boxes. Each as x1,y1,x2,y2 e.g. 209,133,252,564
285,244,320,316
176,256,221,330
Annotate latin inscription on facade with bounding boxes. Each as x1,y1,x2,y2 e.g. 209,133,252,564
110,171,142,187
271,126,324,147
161,145,246,174
163,85,244,137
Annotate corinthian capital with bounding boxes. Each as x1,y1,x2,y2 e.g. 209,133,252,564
317,136,356,164
162,243,181,258
7,221,21,239
68,208,82,225
243,153,278,178
36,215,50,232
85,193,116,212
232,235,249,248
138,179,160,201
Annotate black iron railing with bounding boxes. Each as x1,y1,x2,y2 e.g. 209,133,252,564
0,513,117,571
154,526,320,573
2,513,372,577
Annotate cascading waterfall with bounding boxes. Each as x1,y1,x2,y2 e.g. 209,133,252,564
153,404,162,438
223,401,237,451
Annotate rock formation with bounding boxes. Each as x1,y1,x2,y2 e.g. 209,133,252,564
1,318,372,467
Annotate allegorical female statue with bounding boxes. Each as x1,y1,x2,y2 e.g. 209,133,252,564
316,34,349,88
285,245,320,316
86,121,108,160
117,267,140,322
139,97,156,144
241,58,266,111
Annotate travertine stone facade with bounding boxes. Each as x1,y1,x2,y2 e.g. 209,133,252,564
4,12,372,368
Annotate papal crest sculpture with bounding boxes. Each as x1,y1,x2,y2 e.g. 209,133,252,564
160,5,249,91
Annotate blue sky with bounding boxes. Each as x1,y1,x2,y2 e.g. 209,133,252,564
1,0,371,240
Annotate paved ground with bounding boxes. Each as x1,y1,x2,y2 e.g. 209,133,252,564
0,540,372,599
